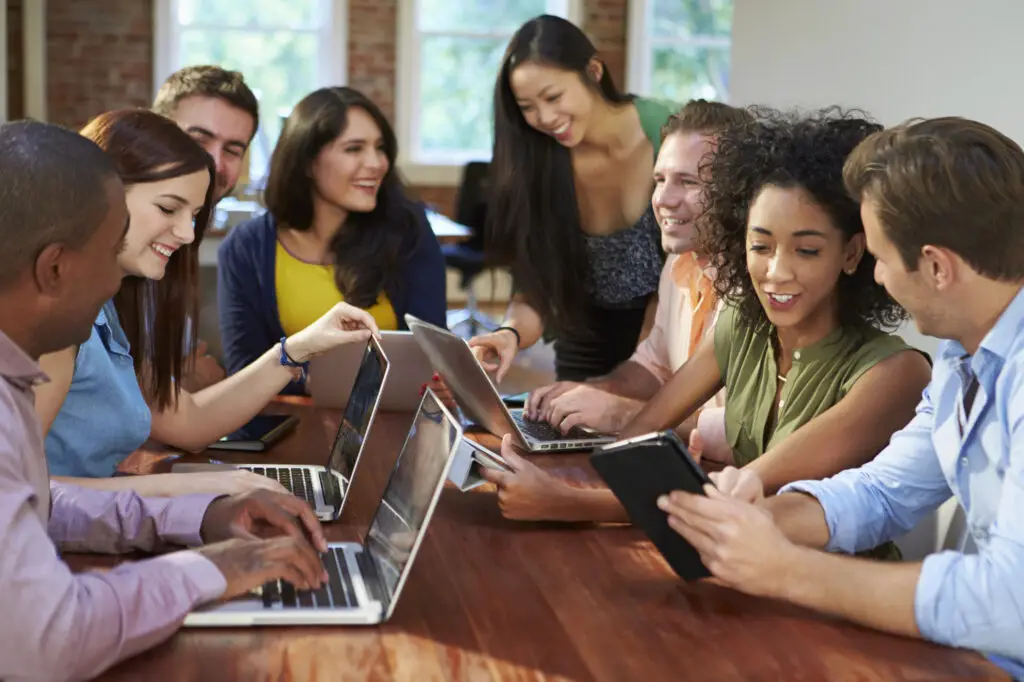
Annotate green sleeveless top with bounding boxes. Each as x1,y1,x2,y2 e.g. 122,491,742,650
714,304,914,467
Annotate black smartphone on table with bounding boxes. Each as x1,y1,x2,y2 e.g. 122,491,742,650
590,430,713,581
206,414,300,452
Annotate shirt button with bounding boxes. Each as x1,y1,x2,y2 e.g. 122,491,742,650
960,456,969,467
793,351,802,360
779,399,785,407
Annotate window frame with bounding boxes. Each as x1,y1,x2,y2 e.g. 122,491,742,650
151,0,348,125
625,0,732,101
395,0,584,186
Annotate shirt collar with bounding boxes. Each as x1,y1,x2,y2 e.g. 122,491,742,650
940,286,1024,362
0,328,48,389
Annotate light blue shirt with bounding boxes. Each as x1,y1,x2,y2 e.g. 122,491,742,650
46,301,152,477
782,287,1024,680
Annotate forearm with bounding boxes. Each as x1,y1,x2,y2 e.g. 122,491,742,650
774,546,922,639
48,481,217,553
762,492,832,548
548,487,631,524
591,360,662,402
502,296,544,349
0,549,224,682
52,474,232,498
153,345,295,451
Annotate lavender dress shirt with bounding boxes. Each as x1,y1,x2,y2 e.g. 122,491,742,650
0,329,227,682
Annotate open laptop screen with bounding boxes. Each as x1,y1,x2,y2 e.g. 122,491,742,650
325,337,387,481
364,390,460,615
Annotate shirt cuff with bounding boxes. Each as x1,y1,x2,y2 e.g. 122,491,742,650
158,493,224,547
778,480,852,553
156,550,229,604
913,550,961,647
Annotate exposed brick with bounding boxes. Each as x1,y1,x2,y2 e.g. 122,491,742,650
41,0,627,216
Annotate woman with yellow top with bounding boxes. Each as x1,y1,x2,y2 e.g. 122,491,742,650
218,87,447,393
480,107,933,527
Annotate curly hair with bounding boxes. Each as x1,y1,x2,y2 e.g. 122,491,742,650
699,106,907,332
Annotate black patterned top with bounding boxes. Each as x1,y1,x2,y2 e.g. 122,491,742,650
582,206,663,310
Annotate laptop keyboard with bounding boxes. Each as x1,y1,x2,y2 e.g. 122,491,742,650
244,466,316,505
512,412,584,442
261,547,358,609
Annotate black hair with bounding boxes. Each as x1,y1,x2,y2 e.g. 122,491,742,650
700,106,907,331
0,120,120,288
264,86,420,308
487,14,633,334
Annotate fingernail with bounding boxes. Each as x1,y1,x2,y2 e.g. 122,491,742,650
419,384,426,396
432,372,440,381
657,495,668,509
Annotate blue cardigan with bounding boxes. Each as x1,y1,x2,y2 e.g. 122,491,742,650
217,204,447,394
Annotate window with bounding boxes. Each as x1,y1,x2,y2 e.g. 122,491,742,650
627,0,732,104
153,0,347,187
397,0,581,182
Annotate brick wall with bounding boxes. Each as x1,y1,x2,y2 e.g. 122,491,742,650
43,0,628,216
47,0,153,130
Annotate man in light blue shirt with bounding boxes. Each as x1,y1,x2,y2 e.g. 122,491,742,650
657,116,1024,679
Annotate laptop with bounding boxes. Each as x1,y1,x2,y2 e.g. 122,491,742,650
183,388,463,626
172,335,389,521
404,314,614,452
309,331,433,412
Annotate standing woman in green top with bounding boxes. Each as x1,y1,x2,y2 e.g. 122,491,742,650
465,15,677,382
481,108,932,523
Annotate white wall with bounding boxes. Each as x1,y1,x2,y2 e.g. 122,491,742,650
729,0,1024,357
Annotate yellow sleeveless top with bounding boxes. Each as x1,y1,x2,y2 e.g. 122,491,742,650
274,241,399,336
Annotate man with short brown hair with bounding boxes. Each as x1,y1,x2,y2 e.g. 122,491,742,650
154,64,259,202
660,116,1024,678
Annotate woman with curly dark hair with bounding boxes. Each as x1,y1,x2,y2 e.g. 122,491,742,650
480,107,932,526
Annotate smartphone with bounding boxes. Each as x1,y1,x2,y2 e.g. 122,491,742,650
207,414,300,452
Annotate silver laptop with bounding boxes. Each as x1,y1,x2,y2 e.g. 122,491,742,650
404,314,614,452
172,335,389,521
309,331,432,412
183,388,462,627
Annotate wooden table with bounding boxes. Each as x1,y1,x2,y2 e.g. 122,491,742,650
71,402,1008,681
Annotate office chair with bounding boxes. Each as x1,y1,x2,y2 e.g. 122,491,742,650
443,161,498,335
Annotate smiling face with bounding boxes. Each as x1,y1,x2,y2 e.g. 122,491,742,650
311,107,389,214
171,95,254,202
652,131,715,254
120,169,210,280
746,184,864,333
509,60,600,148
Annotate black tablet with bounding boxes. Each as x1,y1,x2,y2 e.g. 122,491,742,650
590,430,712,581
207,414,300,452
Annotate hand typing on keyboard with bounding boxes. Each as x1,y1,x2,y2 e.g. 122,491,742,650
171,470,291,496
197,536,328,599
197,489,330,598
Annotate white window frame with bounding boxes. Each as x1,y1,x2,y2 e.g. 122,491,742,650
152,0,348,111
626,0,732,100
396,0,584,186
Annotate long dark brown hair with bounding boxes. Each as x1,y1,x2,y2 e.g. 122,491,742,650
488,15,633,334
80,109,216,410
264,86,420,308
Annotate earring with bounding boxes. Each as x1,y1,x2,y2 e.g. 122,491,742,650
844,266,856,275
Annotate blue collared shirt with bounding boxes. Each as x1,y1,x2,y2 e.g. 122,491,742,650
782,287,1024,680
45,300,152,477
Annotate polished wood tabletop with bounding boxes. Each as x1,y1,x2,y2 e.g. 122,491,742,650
70,401,1008,681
